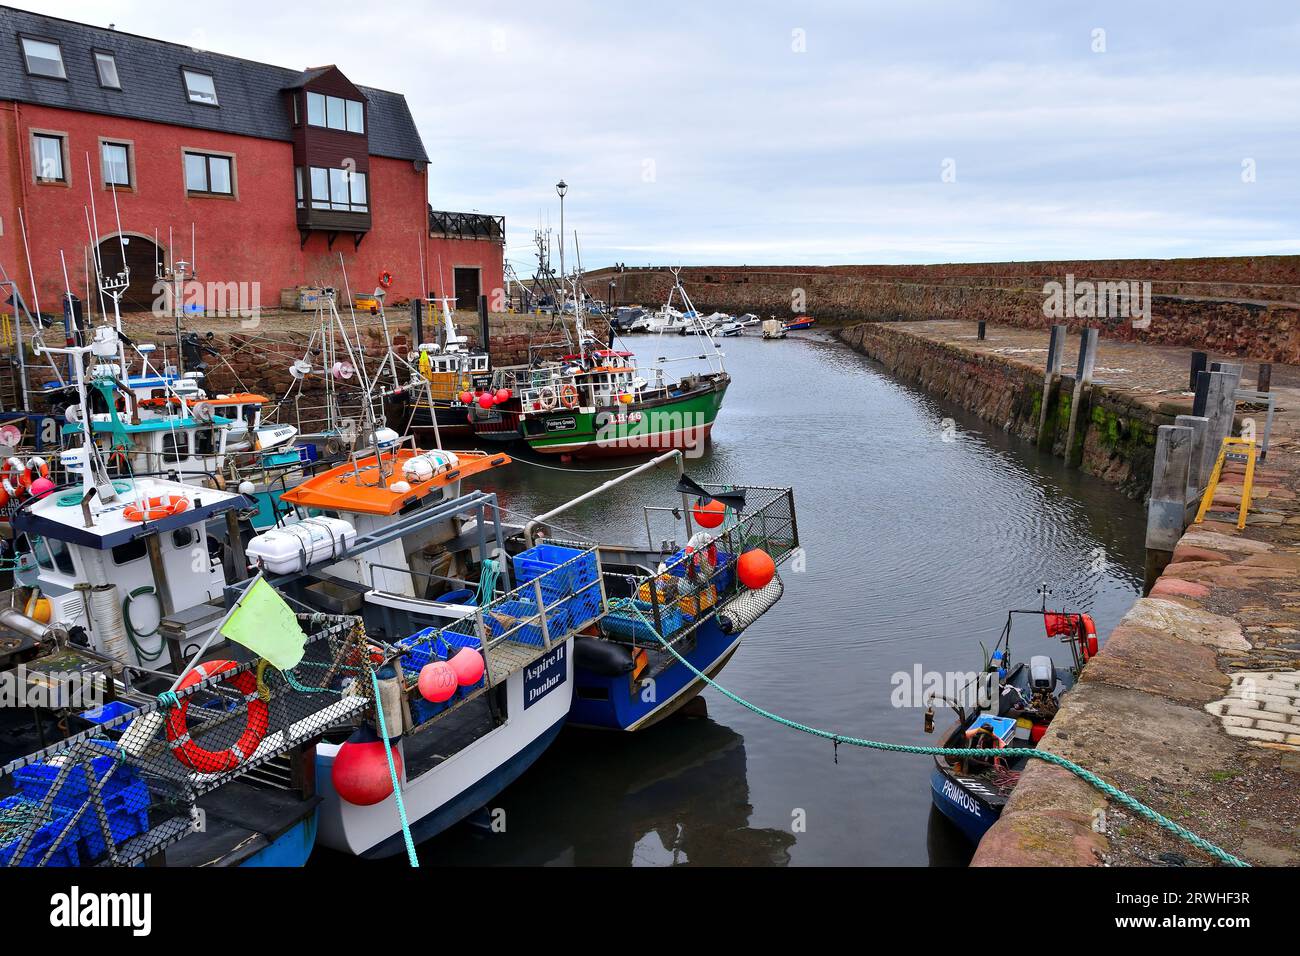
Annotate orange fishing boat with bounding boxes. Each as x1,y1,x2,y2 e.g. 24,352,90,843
280,447,511,517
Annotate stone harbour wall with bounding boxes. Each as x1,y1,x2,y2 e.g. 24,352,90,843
595,257,1300,364
835,322,1166,497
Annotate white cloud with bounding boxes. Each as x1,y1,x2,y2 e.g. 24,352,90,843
18,0,1300,266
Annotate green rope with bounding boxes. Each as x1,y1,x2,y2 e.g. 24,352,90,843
367,668,419,868
616,599,1250,868
476,558,500,607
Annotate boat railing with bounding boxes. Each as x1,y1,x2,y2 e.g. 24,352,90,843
369,546,604,731
0,613,367,867
602,484,798,649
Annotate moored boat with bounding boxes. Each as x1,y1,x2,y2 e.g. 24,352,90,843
928,599,1097,842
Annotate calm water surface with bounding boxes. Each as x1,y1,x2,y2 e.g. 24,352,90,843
362,331,1146,866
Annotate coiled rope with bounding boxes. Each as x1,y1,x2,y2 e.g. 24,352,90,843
617,601,1250,868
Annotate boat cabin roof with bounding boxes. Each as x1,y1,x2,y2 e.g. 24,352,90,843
13,476,246,550
279,448,511,516
63,414,233,436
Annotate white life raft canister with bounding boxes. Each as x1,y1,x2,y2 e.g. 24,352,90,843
245,517,357,575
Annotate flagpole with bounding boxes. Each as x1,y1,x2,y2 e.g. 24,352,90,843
167,568,266,690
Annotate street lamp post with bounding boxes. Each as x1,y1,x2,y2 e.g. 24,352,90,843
556,179,568,282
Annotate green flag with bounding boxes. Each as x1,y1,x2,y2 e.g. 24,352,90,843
220,576,307,670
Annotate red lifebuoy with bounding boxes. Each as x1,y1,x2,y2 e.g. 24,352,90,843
378,269,394,289
166,660,269,773
124,495,190,522
560,384,578,409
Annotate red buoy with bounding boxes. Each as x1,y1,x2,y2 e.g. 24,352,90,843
331,726,402,806
692,499,726,528
737,549,775,589
458,390,474,405
418,661,459,703
496,388,512,402
449,647,485,686
477,393,495,410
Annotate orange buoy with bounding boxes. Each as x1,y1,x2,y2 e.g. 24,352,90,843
449,647,485,686
737,549,775,589
418,661,459,703
692,499,726,528
331,725,402,806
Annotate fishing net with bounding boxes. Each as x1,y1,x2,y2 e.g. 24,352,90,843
0,613,368,867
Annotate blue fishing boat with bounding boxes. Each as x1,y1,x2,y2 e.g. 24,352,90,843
516,457,797,732
928,601,1096,843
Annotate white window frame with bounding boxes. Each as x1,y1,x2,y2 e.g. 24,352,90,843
182,68,219,106
20,36,66,79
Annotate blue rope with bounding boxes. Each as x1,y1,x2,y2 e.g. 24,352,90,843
367,668,419,867
615,600,1250,868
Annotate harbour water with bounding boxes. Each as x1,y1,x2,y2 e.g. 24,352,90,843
325,331,1147,866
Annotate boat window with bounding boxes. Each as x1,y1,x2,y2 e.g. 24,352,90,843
162,431,187,463
111,538,148,566
195,428,216,456
172,527,196,550
41,537,77,576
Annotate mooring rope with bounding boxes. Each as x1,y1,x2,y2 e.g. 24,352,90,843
614,600,1250,868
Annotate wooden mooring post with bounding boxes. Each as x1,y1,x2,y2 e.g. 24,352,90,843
1144,424,1194,594
1189,350,1208,391
1035,324,1067,448
977,320,986,341
1064,327,1098,468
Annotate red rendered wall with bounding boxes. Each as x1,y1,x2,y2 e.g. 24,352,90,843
0,102,502,317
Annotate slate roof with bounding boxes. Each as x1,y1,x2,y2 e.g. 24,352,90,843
0,5,429,162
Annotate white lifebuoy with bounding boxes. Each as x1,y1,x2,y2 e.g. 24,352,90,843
538,386,558,411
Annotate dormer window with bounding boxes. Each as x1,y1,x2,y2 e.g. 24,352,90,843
21,37,66,79
94,51,121,89
183,69,218,106
305,91,364,133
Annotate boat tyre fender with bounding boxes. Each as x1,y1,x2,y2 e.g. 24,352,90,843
560,384,578,409
574,635,635,676
165,660,269,773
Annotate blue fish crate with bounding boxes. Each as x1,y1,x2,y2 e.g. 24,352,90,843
396,627,447,675
513,544,599,605
0,796,80,867
78,784,152,862
13,743,142,808
443,629,482,653
484,599,544,646
564,586,603,631
601,600,685,643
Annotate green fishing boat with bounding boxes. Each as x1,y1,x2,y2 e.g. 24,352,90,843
516,350,729,458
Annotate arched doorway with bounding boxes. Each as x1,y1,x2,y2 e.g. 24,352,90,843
95,234,164,313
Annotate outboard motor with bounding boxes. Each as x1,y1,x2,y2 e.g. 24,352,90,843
1029,655,1056,694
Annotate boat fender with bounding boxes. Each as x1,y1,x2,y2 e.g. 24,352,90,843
574,635,635,676
717,572,784,635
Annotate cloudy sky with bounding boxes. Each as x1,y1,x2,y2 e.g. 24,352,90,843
19,1,1300,271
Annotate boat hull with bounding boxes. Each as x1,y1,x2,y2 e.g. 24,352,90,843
313,639,573,858
929,766,1001,844
569,618,743,731
521,378,728,458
